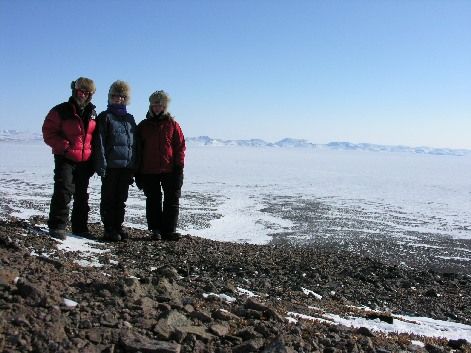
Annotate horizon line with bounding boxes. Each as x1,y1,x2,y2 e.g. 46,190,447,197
0,129,470,152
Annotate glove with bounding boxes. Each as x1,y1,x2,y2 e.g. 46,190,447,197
96,167,106,179
87,161,96,178
173,165,184,189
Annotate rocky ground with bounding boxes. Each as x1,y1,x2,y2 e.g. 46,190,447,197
0,217,470,353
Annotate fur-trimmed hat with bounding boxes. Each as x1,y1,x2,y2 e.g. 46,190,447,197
70,77,95,106
108,80,131,105
149,90,170,107
71,77,96,94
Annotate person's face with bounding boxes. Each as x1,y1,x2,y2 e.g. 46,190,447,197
110,94,126,104
75,88,92,106
151,103,165,115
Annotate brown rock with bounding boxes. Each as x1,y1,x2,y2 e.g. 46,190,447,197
120,330,181,353
209,323,230,337
245,297,269,311
233,338,265,353
174,325,215,343
212,308,241,321
190,309,212,323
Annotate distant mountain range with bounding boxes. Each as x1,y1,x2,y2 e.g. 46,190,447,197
1,130,468,156
186,136,469,156
0,130,43,141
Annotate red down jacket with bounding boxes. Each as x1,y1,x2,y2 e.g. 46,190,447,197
137,112,186,174
42,98,97,162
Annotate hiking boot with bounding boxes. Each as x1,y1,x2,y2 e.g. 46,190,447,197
49,228,66,240
117,228,129,241
103,229,121,242
151,229,162,241
162,232,182,241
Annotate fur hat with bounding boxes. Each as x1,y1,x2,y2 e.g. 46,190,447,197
71,77,96,94
70,77,96,106
108,80,131,105
149,90,170,108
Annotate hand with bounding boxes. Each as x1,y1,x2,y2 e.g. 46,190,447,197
88,162,96,178
97,168,106,179
173,165,184,175
176,173,184,189
173,167,184,189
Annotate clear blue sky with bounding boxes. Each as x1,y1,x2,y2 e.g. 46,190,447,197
1,0,470,148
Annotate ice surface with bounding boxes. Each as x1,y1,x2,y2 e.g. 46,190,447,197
2,142,470,244
3,141,470,272
287,311,471,341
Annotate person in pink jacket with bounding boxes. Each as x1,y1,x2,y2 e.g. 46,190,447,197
136,90,186,241
42,77,97,239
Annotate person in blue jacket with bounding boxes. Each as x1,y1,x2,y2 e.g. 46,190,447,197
93,80,138,241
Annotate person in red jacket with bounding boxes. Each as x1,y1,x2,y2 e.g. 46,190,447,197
136,90,186,241
42,77,97,239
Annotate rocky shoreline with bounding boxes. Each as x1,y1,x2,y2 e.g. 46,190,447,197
0,218,470,353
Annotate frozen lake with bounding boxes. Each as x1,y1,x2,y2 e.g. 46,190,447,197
1,141,471,272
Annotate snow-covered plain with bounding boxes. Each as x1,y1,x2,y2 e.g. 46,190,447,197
2,141,471,243
4,140,471,341
184,145,471,240
2,140,471,273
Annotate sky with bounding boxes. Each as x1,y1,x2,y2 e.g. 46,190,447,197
1,0,470,149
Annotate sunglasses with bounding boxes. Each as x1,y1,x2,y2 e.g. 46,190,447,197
111,94,127,100
76,88,92,97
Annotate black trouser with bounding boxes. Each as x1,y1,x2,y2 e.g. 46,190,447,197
141,173,183,234
48,155,93,233
100,168,134,231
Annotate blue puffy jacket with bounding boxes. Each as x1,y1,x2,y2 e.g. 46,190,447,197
93,110,138,177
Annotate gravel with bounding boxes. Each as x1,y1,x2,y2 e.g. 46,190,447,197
0,217,470,352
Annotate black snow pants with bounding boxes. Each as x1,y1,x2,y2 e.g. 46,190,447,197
47,155,93,233
141,173,183,234
100,168,134,231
